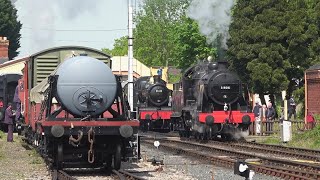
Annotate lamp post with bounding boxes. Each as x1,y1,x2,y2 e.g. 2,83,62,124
128,0,134,117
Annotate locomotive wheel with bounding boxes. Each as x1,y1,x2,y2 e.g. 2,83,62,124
105,155,112,170
113,143,121,170
147,121,152,131
200,133,207,140
194,132,199,139
56,143,63,170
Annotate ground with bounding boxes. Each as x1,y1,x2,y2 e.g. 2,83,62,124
0,132,50,180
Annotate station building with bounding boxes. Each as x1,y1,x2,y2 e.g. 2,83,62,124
305,64,320,123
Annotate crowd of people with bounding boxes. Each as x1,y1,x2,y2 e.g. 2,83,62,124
252,96,316,135
253,101,276,135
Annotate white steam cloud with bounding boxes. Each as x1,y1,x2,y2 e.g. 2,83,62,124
11,0,100,54
187,0,235,49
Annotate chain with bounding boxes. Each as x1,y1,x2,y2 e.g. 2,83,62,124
87,127,95,163
38,88,50,120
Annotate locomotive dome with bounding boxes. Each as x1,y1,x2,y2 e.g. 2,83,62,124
55,56,117,116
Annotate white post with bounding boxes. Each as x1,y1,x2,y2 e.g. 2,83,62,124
281,91,292,142
282,91,288,121
128,0,134,116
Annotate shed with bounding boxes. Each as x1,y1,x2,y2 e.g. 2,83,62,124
305,64,320,122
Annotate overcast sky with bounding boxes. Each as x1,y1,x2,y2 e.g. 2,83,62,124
14,0,135,57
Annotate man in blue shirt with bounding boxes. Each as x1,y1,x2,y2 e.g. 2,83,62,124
157,67,163,78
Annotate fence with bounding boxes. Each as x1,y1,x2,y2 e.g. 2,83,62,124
249,120,306,136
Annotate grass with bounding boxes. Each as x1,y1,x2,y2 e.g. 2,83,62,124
261,124,320,149
28,149,43,164
0,130,5,139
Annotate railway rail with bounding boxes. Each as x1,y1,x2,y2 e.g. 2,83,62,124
237,141,320,157
208,140,320,162
141,137,320,180
112,169,147,180
51,169,146,180
141,132,320,160
52,169,77,180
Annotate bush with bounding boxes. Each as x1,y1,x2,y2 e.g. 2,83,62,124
0,130,5,139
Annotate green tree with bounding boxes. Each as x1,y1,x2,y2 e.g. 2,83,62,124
102,36,128,56
0,0,22,59
134,0,189,67
228,0,316,105
173,17,216,70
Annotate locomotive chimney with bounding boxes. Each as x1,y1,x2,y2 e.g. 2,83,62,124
153,75,161,83
0,36,9,64
214,34,229,70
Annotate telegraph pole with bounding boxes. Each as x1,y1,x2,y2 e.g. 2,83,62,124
128,0,134,116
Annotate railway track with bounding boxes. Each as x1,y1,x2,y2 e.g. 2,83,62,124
207,140,320,162
112,169,147,180
52,169,76,180
234,141,320,158
22,137,146,180
141,132,320,161
51,169,146,180
141,137,320,180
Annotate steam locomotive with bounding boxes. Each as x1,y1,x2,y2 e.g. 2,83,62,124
20,55,139,170
171,58,254,140
134,75,172,132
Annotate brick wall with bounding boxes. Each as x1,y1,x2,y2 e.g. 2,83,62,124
306,70,320,115
0,37,9,64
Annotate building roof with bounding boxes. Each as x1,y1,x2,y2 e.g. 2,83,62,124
30,45,111,58
111,56,151,77
307,64,320,71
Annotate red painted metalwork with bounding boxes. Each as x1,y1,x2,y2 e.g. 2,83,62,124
198,111,254,124
41,120,139,127
139,110,172,120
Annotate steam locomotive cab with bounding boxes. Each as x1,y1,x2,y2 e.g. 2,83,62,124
134,75,173,132
172,60,254,140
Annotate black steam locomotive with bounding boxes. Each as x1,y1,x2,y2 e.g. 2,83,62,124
134,75,173,132
171,58,254,140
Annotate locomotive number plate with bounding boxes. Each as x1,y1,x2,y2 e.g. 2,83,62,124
156,90,163,92
221,86,231,90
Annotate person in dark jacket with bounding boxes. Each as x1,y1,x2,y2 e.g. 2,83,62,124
4,103,15,142
266,102,276,133
288,96,296,120
13,82,21,123
253,101,262,135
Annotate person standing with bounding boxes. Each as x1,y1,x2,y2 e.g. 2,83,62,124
261,104,267,135
4,103,15,142
157,67,163,79
288,96,296,120
253,101,262,135
13,82,21,123
266,102,276,133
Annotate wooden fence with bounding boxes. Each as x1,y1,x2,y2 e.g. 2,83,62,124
249,120,306,136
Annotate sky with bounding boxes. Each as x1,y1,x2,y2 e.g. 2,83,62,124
13,0,134,58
